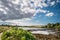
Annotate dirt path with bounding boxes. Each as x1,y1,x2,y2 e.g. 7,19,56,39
0,33,2,40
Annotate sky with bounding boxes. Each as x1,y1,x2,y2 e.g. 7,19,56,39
0,0,60,26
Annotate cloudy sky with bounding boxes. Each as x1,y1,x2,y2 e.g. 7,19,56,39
0,0,60,26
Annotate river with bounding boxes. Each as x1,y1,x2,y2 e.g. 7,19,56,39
19,27,56,35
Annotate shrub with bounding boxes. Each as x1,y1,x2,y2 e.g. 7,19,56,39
1,28,36,40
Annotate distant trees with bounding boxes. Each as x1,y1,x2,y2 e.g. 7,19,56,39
41,23,60,28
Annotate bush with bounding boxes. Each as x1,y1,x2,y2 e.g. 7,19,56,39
1,28,36,40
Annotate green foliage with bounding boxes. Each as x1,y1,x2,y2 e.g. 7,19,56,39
41,23,60,28
1,28,36,40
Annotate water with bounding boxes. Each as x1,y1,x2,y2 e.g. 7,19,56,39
19,27,56,35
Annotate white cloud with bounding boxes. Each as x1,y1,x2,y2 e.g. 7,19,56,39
21,7,36,14
50,1,55,6
5,19,41,26
0,0,57,21
0,8,7,14
23,18,32,20
57,0,60,2
42,3,48,7
45,12,54,17
8,0,20,5
38,9,47,13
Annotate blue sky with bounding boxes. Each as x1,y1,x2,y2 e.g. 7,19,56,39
0,0,60,26
33,2,60,24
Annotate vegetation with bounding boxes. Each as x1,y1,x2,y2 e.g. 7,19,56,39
1,28,36,40
0,27,10,33
0,23,60,40
41,23,60,28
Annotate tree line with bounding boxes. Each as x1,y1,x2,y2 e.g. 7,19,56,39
41,23,60,28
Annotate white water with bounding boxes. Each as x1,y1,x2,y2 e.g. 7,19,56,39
31,31,55,35
19,27,56,35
